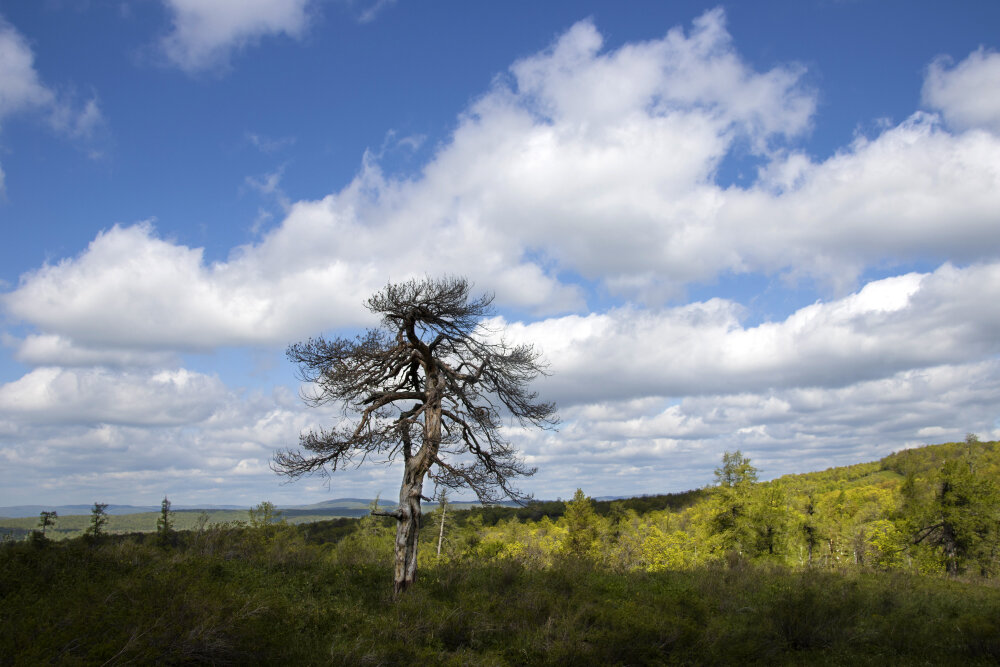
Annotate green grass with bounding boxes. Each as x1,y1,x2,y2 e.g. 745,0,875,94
4,439,1000,662
3,528,999,665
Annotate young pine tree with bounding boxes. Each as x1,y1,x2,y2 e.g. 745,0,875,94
915,457,999,575
36,511,58,543
751,482,789,558
710,451,759,557
85,502,109,542
156,496,174,547
561,489,601,560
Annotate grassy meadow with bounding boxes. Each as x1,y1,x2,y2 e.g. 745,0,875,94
0,509,368,542
3,526,1000,665
0,502,488,542
3,439,1000,664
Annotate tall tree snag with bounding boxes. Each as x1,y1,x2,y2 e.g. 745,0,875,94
272,277,557,594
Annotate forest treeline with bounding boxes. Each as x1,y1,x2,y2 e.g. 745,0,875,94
452,436,1000,577
6,437,1000,576
3,439,1000,664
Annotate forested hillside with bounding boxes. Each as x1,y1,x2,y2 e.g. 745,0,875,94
425,436,998,578
6,437,999,575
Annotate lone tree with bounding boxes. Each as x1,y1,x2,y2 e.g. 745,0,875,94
273,277,557,594
37,510,58,537
156,496,173,547
86,502,109,541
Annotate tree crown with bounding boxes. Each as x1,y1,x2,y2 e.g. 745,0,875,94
273,276,557,504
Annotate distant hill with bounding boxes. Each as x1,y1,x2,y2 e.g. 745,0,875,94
0,503,245,519
0,496,503,519
0,499,403,519
284,498,399,512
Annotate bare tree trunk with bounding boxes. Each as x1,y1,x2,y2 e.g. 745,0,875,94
394,460,424,596
436,492,447,557
393,378,442,596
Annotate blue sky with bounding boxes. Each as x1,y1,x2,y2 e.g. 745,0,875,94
1,0,999,507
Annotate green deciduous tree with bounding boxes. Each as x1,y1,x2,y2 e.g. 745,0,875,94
249,501,281,530
710,451,759,557
641,526,694,571
863,519,906,569
715,450,759,488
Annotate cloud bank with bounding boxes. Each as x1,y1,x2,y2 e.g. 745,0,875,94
8,12,1000,356
2,10,999,503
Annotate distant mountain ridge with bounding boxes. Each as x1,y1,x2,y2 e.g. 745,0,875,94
284,498,399,511
0,497,473,519
0,503,247,519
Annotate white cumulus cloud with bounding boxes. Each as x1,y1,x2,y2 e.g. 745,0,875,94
0,376,400,505
0,366,229,426
0,14,103,190
514,360,1000,496
0,16,102,134
4,11,1000,357
2,9,1000,503
160,0,317,72
503,262,1000,406
923,47,1000,134
0,17,54,122
9,334,175,368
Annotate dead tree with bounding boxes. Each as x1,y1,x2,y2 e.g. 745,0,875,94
272,277,557,594
436,489,449,558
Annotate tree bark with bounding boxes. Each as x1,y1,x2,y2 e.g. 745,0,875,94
393,460,424,596
393,374,443,596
